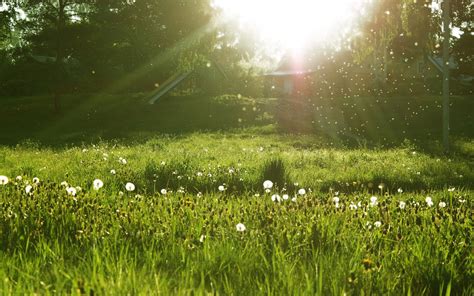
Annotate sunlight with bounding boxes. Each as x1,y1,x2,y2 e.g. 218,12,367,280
213,0,370,53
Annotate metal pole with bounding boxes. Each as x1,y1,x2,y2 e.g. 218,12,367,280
442,0,450,152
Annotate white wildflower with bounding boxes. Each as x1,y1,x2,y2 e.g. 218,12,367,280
125,182,135,192
263,180,273,190
66,187,77,196
399,201,406,210
236,223,246,232
0,175,9,185
93,179,104,190
271,194,281,203
425,196,434,207
370,196,378,207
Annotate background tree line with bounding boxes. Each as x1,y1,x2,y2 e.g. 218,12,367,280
0,0,472,102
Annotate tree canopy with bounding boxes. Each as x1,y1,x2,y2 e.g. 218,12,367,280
0,0,472,98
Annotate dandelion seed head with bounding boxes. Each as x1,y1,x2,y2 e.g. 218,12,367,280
66,187,77,196
425,196,433,207
370,196,378,206
0,175,9,185
236,223,246,232
263,180,273,189
399,201,406,209
125,182,135,192
93,179,104,190
271,194,281,203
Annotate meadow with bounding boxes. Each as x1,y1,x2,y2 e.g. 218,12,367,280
0,93,473,295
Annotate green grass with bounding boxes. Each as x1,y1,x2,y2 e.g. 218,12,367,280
0,93,473,294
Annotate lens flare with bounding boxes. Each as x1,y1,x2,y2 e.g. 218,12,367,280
213,0,370,53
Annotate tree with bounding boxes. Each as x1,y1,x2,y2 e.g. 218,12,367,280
20,0,94,112
450,0,474,74
354,0,403,88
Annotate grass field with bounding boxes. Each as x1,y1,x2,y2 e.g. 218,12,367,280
0,93,473,294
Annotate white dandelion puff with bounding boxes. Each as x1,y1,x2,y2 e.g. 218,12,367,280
25,185,33,194
160,188,167,195
438,201,446,208
370,196,378,207
218,185,225,192
374,221,382,228
282,194,289,200
236,223,246,232
93,179,104,190
110,169,116,175
263,180,273,189
0,175,9,185
271,194,282,203
399,201,406,210
125,182,135,192
425,196,434,207
298,188,306,195
66,187,77,196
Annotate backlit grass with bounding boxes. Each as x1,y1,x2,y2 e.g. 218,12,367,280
0,94,472,294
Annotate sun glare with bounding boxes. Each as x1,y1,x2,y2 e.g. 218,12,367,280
213,0,369,53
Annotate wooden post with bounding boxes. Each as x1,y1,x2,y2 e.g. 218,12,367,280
442,0,450,152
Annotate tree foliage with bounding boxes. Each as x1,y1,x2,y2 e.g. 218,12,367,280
0,0,472,98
